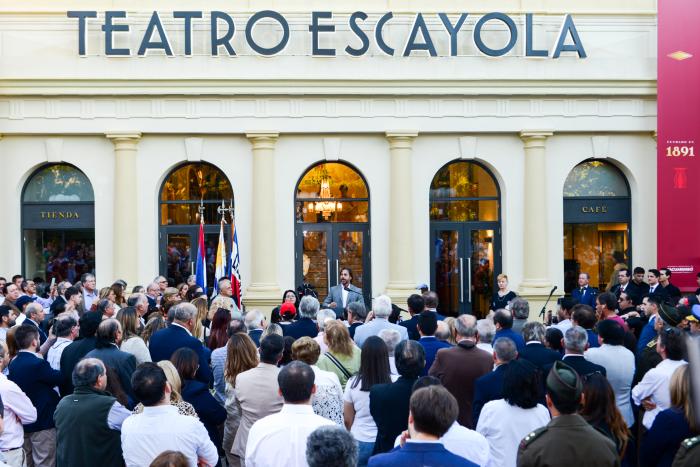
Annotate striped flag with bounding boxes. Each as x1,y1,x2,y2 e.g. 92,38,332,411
213,220,227,296
194,221,207,291
229,217,242,308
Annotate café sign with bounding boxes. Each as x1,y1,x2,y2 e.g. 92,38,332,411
67,11,586,58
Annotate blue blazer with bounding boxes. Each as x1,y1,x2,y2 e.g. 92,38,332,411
182,379,226,447
248,329,263,347
418,337,452,376
472,363,508,425
519,342,562,370
282,318,318,340
9,351,63,432
149,324,212,384
368,442,479,467
572,286,598,307
493,328,525,352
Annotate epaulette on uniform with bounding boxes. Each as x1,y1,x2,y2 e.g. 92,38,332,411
647,338,658,349
519,427,548,450
681,436,700,450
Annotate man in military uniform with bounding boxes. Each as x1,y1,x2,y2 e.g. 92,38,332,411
633,303,684,386
517,360,619,467
673,436,700,466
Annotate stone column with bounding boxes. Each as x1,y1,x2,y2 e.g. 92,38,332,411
384,132,418,312
244,132,281,314
106,132,141,288
518,131,556,318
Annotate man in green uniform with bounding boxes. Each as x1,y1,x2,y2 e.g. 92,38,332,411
673,436,700,466
634,303,684,385
517,360,619,467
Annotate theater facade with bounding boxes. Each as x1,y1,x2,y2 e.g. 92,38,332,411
0,0,658,315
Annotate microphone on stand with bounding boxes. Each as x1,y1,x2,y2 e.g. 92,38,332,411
539,285,558,319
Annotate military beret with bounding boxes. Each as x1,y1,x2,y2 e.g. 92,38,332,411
659,303,683,327
546,360,582,402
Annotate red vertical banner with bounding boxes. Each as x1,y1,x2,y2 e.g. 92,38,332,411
658,0,700,292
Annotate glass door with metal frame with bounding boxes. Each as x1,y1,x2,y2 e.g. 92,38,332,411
296,224,371,307
431,223,499,317
159,226,226,291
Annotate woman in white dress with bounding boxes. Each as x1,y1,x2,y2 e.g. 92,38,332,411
117,307,151,364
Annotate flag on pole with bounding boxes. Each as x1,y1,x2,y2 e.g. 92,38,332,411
195,221,207,292
213,220,227,297
229,217,242,308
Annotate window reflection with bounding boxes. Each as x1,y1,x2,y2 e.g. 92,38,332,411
23,164,94,202
430,162,498,199
563,161,629,197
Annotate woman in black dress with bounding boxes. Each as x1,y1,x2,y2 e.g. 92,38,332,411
490,273,517,311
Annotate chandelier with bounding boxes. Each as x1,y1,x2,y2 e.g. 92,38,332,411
307,178,342,220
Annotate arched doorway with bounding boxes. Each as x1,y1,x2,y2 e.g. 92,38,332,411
294,162,371,306
563,160,631,293
159,162,233,288
429,161,501,317
21,163,95,282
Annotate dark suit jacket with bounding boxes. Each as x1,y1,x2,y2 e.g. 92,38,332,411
59,336,97,396
182,379,226,447
368,442,479,467
248,329,263,347
85,345,137,400
282,318,318,340
429,341,492,428
493,328,525,352
611,282,641,302
547,355,607,378
9,351,63,432
648,285,670,305
418,336,451,376
348,322,363,339
662,283,682,305
23,319,48,345
519,342,562,370
149,324,212,384
572,286,599,307
399,316,420,341
473,363,508,425
369,376,417,454
49,295,67,314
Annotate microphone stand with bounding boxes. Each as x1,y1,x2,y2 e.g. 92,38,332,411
539,286,557,319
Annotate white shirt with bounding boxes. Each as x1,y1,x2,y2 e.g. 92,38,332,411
47,337,73,371
343,374,399,442
0,373,37,450
171,322,193,336
552,318,573,334
632,359,687,429
0,328,7,342
83,290,98,311
121,404,218,467
341,288,349,308
585,343,636,427
313,333,329,354
394,421,490,466
476,342,494,354
476,399,551,467
246,404,334,467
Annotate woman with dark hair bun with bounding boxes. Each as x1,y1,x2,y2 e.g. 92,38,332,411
476,359,550,467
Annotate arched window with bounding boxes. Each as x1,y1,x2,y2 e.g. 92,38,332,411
429,161,501,317
294,162,370,306
563,160,631,293
159,163,233,288
21,164,95,281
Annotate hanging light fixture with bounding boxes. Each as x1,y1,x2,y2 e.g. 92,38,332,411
307,176,343,220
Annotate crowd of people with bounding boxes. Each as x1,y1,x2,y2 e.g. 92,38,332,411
0,266,698,467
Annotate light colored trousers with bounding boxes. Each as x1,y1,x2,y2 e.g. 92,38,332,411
23,429,56,467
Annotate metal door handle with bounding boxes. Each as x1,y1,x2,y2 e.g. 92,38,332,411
459,257,464,303
327,260,331,292
336,260,340,285
467,257,472,302
190,261,194,273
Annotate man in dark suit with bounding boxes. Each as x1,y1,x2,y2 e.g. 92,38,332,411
416,311,451,376
631,267,650,296
429,315,492,429
283,296,319,340
660,268,682,305
611,268,640,302
647,269,670,304
571,273,598,307
399,294,425,341
321,267,364,319
347,301,367,339
571,304,600,349
519,322,562,371
85,319,137,402
545,326,606,378
9,324,63,466
492,309,525,351
59,311,102,395
368,385,478,467
22,302,48,345
472,336,517,425
370,340,425,454
149,302,212,384
244,309,266,347
423,291,446,321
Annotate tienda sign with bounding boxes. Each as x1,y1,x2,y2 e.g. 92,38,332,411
67,11,586,58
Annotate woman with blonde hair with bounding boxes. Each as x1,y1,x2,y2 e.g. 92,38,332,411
142,313,166,346
442,317,458,345
133,360,198,418
490,273,517,312
117,307,151,364
641,365,697,467
190,296,209,343
316,320,361,389
208,295,236,320
292,337,343,425
223,333,259,467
